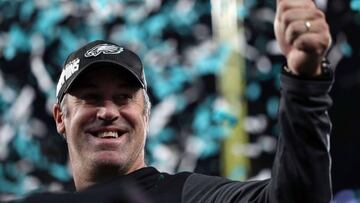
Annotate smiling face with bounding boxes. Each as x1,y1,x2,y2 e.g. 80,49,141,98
53,65,148,190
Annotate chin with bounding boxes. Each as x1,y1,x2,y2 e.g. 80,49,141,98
92,158,127,174
90,152,124,166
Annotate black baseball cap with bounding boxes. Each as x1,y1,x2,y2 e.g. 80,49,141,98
56,40,147,103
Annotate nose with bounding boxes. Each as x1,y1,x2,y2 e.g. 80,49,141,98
97,100,119,123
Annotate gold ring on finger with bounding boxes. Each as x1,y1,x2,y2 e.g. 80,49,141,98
304,21,311,32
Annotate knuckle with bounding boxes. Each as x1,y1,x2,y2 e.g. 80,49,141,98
305,0,315,8
317,39,330,55
315,9,325,19
316,18,330,33
320,23,331,40
277,2,287,16
324,23,330,32
318,22,327,31
282,12,290,26
278,1,285,11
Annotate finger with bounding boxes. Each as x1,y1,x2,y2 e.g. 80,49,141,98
285,18,329,46
293,32,332,56
282,8,325,31
277,0,316,18
276,1,317,34
278,8,322,36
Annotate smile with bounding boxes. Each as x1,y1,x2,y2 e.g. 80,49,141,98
88,127,127,139
95,131,120,138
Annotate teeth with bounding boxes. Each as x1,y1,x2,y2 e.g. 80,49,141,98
97,131,119,138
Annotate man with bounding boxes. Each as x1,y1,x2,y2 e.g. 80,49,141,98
26,0,333,202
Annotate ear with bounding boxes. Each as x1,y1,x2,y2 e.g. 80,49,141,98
53,103,66,135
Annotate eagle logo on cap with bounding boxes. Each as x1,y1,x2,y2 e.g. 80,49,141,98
84,44,124,57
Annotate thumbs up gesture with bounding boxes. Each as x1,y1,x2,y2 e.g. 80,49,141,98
274,0,332,76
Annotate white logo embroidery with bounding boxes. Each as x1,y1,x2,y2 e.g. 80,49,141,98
56,58,80,97
84,44,124,57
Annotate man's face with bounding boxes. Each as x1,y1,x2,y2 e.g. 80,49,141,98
54,66,148,181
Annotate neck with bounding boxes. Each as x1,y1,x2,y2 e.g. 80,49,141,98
72,162,147,191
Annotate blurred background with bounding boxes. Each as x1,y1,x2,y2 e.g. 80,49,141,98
0,0,359,202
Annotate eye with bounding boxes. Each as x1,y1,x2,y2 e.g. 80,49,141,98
80,93,102,104
114,94,132,104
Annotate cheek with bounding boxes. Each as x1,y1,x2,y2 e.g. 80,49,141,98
121,106,147,130
64,107,97,135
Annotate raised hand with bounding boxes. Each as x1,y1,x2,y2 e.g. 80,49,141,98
274,0,331,76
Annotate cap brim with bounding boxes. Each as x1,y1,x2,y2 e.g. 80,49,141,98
58,60,145,103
